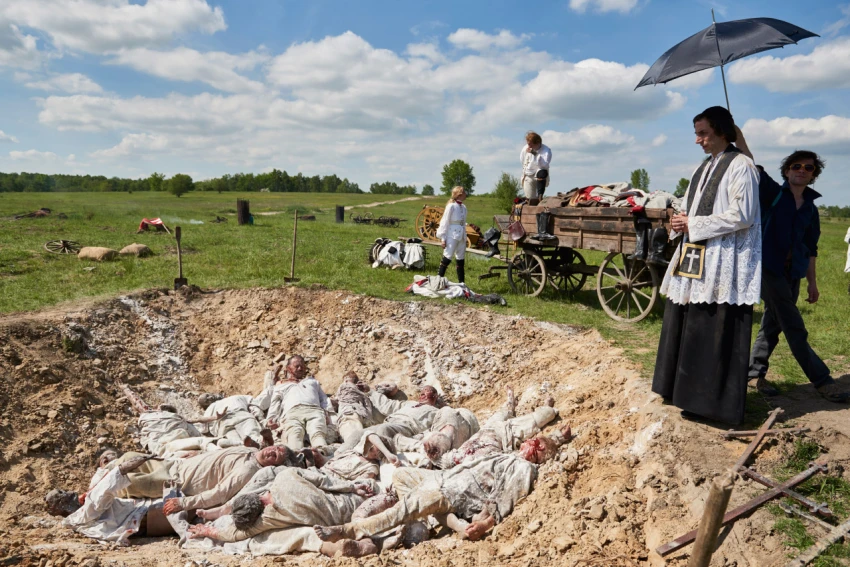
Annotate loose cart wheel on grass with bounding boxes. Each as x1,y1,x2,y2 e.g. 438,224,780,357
549,248,588,294
507,250,547,297
44,240,82,254
415,206,443,241
596,252,659,323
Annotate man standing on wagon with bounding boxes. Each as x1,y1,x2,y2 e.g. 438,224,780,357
652,106,761,425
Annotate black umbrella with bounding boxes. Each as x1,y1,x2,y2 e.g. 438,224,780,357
635,11,818,109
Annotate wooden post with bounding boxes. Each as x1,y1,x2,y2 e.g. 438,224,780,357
237,199,251,225
284,210,299,283
687,471,736,567
786,515,850,567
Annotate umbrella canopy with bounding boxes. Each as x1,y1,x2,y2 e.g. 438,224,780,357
636,17,818,89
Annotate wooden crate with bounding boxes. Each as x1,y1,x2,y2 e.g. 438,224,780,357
520,206,673,254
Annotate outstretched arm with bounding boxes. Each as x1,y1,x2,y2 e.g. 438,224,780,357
187,410,227,424
116,380,150,414
367,434,399,466
196,502,232,521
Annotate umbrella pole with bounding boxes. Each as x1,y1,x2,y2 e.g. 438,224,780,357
712,9,732,111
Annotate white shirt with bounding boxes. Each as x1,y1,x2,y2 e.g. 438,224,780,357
844,227,850,273
520,144,552,178
661,152,762,305
436,201,467,242
267,377,331,421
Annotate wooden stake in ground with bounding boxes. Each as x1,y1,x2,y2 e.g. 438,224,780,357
687,471,736,567
284,211,299,283
174,226,188,290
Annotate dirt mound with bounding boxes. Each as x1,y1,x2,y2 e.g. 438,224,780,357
2,287,849,567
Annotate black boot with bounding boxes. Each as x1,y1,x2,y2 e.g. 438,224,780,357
646,227,669,267
456,259,465,284
485,241,501,259
629,219,649,261
438,257,451,278
482,227,501,258
534,212,555,241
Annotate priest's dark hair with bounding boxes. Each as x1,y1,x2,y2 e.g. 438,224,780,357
693,106,737,143
780,150,825,183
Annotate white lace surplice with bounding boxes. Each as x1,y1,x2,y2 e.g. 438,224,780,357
661,153,762,306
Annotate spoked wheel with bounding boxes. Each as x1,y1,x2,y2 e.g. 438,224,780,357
44,240,82,254
507,250,547,296
549,248,588,294
415,206,444,241
596,252,659,322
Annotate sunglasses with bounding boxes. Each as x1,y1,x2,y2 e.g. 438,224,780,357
789,163,815,172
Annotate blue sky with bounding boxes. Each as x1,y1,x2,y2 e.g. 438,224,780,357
1,0,849,204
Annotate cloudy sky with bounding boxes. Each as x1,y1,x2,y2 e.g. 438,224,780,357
1,0,849,203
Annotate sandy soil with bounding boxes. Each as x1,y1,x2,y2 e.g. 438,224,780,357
1,286,849,567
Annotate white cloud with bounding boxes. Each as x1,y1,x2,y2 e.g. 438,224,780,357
0,130,19,143
9,149,59,160
0,21,41,68
0,0,225,54
569,0,640,14
447,29,529,51
108,47,267,93
742,115,850,154
652,134,667,147
545,125,634,151
482,58,685,123
24,72,103,93
823,4,850,37
727,37,850,93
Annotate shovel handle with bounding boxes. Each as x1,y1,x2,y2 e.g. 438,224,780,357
175,226,183,279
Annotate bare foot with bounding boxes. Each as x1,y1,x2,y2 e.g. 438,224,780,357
243,436,260,449
314,525,346,543
341,539,378,557
560,423,571,440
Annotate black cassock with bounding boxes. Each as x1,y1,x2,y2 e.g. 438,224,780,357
652,299,753,425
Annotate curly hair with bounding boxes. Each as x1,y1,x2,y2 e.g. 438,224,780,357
779,150,825,183
693,106,737,143
231,493,265,530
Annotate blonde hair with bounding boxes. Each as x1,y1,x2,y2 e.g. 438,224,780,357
447,186,466,205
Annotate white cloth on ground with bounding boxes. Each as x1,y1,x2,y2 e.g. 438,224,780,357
374,241,405,268
403,243,425,269
410,275,467,299
63,467,153,544
661,152,761,305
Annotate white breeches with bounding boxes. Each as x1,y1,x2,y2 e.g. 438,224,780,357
442,236,466,261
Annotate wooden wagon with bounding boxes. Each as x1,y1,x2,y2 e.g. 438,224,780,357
492,203,675,323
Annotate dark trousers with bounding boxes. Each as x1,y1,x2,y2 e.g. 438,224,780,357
748,270,832,388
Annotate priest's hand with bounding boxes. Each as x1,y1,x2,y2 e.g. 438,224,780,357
671,213,689,234
806,281,819,304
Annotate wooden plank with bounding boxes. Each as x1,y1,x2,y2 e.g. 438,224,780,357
556,219,630,232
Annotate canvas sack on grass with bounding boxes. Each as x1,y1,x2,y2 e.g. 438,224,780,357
120,243,152,257
78,247,119,261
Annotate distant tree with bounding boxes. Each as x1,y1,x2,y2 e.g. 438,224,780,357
167,174,194,198
492,172,520,214
674,177,689,198
149,172,165,192
421,184,435,196
440,159,476,196
630,168,650,191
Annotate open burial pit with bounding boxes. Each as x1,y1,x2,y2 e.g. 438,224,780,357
2,287,850,567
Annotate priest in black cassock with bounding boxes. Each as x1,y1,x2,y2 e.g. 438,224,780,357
652,106,761,425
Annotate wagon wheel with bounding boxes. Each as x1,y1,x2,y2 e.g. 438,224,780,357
415,206,444,241
44,240,82,254
549,248,588,294
389,218,399,228
507,250,547,297
596,252,659,323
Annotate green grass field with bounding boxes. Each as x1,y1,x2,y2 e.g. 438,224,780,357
2,190,849,405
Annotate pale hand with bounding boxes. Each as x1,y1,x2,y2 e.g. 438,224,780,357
353,482,374,498
162,498,183,515
671,213,689,234
188,524,216,540
465,519,492,541
196,509,212,520
806,281,820,304
267,418,279,431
